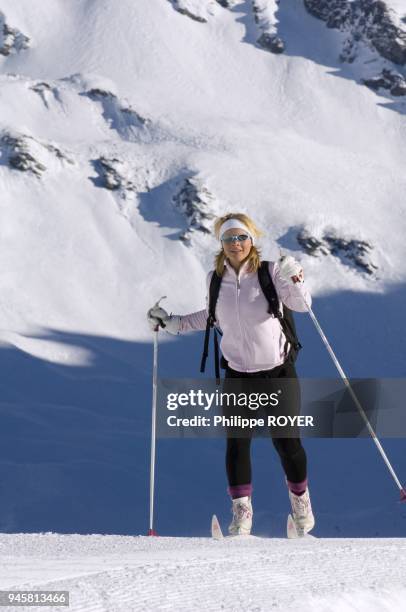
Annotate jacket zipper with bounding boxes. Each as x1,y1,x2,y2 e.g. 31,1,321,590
235,272,246,371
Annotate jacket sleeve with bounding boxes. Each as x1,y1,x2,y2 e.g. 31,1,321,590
178,272,213,332
270,261,312,313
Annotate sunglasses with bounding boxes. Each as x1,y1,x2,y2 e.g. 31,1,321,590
221,234,250,244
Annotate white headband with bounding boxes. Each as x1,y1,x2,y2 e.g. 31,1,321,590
219,219,254,245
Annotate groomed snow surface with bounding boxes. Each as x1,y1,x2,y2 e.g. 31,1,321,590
1,533,406,612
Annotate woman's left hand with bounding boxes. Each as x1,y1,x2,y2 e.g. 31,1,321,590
278,255,304,284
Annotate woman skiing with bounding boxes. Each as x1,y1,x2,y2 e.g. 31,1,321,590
147,213,315,536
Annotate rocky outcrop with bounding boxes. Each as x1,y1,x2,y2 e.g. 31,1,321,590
1,134,46,176
92,156,150,197
0,12,30,56
303,0,406,65
363,69,406,96
206,1,286,53
86,89,147,126
297,228,378,275
176,8,207,23
215,0,241,6
93,157,134,192
0,131,73,177
86,88,147,126
84,89,149,141
168,1,208,23
31,82,52,96
30,81,64,109
253,0,285,54
257,32,284,54
172,177,216,243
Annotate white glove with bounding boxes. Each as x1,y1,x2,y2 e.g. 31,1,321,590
278,255,304,283
147,304,169,331
147,300,181,335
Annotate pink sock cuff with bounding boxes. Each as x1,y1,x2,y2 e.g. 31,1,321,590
287,478,308,496
228,484,253,499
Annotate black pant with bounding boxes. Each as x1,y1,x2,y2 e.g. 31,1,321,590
223,362,307,486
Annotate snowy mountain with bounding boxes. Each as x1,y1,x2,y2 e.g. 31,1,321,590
0,0,406,607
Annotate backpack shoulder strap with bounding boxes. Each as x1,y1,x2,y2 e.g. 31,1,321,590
257,261,280,318
258,261,302,361
208,270,222,322
200,270,223,381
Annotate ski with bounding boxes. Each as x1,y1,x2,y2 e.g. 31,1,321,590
211,514,224,540
287,514,317,539
211,516,253,539
212,513,316,540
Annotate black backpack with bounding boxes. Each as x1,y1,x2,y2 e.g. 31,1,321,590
200,260,302,382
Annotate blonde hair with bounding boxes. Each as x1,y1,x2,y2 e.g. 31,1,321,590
213,213,264,276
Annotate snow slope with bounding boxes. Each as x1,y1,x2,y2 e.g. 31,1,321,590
0,533,406,611
0,0,406,336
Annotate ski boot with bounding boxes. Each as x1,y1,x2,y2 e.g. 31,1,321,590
288,487,315,536
228,496,253,536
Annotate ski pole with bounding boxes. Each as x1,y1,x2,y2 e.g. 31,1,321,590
148,297,167,536
148,328,159,536
302,295,406,502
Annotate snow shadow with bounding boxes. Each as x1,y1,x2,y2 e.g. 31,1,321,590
0,282,406,538
0,328,221,536
137,174,191,240
232,0,262,48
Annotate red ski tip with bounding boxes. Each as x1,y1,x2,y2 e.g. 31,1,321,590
400,489,406,502
147,529,159,536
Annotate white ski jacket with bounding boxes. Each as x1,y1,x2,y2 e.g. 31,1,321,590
179,259,311,373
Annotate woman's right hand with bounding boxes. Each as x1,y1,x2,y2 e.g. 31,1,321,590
147,304,169,331
147,300,181,335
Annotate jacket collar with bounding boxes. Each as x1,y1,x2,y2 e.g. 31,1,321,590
224,258,251,277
